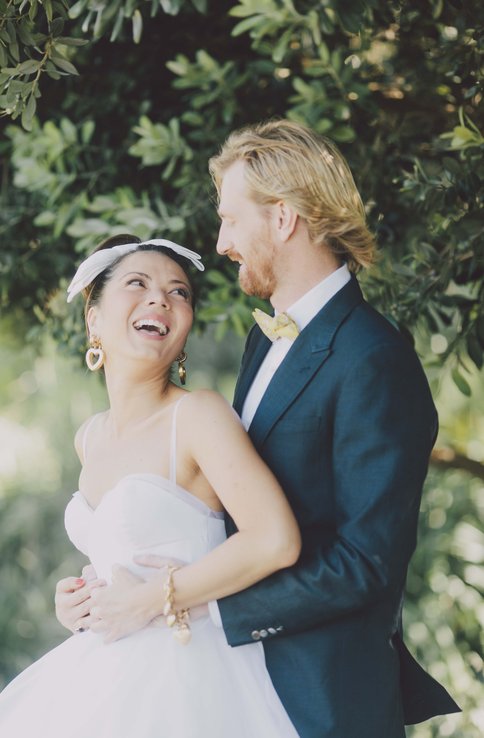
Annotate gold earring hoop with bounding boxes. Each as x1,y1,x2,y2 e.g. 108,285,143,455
176,351,187,386
85,336,105,372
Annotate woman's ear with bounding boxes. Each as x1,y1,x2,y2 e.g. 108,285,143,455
86,306,98,339
274,200,298,242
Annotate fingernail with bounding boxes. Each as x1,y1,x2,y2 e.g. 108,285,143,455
75,578,85,585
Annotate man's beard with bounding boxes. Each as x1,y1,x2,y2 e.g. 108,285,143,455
237,237,276,300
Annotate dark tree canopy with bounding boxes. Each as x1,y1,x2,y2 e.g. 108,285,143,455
0,0,483,390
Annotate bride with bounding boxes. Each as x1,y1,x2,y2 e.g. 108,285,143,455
0,235,301,737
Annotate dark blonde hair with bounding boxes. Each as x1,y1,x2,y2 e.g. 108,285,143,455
209,119,376,272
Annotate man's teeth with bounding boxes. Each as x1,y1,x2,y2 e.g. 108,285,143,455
134,319,168,335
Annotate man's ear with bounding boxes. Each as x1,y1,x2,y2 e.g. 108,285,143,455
274,200,298,243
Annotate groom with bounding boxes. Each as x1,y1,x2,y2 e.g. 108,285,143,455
205,119,459,737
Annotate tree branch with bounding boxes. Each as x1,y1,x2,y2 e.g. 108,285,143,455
430,447,484,481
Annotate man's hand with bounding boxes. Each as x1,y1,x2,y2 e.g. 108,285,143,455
86,565,165,643
55,565,106,633
133,554,180,571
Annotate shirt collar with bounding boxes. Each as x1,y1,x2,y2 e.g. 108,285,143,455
280,264,351,332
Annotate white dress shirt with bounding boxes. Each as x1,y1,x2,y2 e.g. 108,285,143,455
208,264,351,628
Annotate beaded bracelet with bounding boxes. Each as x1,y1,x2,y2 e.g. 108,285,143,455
163,565,191,645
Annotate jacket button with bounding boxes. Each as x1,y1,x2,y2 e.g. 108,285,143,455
251,630,261,641
268,627,277,635
259,629,268,638
276,625,284,633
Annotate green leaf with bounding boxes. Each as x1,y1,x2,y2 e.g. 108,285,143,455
432,0,444,19
132,9,143,44
231,16,263,38
331,125,355,143
451,368,471,396
467,333,483,370
34,210,56,226
57,37,89,47
272,28,292,64
43,0,53,23
81,119,95,144
110,9,124,42
159,0,182,15
16,59,41,75
191,0,207,12
9,40,20,62
68,0,88,20
28,0,39,21
16,23,36,46
50,18,64,37
51,57,79,75
93,9,104,38
442,156,460,176
21,94,36,130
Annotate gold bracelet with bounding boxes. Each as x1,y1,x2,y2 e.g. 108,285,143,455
163,565,191,645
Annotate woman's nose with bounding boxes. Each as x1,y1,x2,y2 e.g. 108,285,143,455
145,289,169,307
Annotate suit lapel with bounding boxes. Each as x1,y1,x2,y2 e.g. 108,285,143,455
233,326,271,415
249,276,363,447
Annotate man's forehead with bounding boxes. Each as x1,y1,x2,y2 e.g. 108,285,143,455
219,161,250,204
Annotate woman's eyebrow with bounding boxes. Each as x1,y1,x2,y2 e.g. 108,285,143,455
121,272,192,293
121,271,151,280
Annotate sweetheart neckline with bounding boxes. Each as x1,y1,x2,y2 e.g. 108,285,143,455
76,473,225,519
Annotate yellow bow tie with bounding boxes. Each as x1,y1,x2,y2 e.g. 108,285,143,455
252,308,299,342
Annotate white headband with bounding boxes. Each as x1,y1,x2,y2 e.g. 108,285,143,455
66,239,205,303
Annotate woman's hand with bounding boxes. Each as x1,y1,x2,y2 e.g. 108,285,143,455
54,565,106,633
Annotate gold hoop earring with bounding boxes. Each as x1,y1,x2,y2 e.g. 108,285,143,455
176,351,187,386
85,336,105,372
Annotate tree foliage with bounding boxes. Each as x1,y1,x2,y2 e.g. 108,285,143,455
1,0,482,384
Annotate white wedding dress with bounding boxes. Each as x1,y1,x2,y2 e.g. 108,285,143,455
0,400,298,737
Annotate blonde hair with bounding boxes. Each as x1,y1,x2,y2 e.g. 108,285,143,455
209,119,376,272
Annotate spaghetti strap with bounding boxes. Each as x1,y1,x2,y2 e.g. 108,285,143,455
169,396,188,488
81,414,101,462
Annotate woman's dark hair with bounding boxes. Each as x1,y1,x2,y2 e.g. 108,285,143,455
83,234,198,333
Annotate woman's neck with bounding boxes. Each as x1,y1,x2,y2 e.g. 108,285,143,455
102,362,177,436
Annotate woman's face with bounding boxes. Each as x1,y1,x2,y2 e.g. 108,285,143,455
87,251,194,369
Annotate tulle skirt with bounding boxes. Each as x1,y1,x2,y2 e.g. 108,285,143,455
0,616,298,737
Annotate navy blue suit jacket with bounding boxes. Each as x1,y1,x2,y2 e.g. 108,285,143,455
218,277,459,737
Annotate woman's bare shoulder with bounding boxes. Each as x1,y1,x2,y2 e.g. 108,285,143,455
73,411,108,463
179,389,241,430
182,388,236,413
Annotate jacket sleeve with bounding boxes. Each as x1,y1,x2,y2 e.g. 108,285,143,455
218,342,438,646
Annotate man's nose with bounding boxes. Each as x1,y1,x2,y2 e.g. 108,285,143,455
216,228,229,256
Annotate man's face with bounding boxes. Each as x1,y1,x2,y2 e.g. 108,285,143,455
215,160,276,299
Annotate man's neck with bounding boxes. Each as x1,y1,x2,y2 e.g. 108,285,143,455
271,259,343,313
